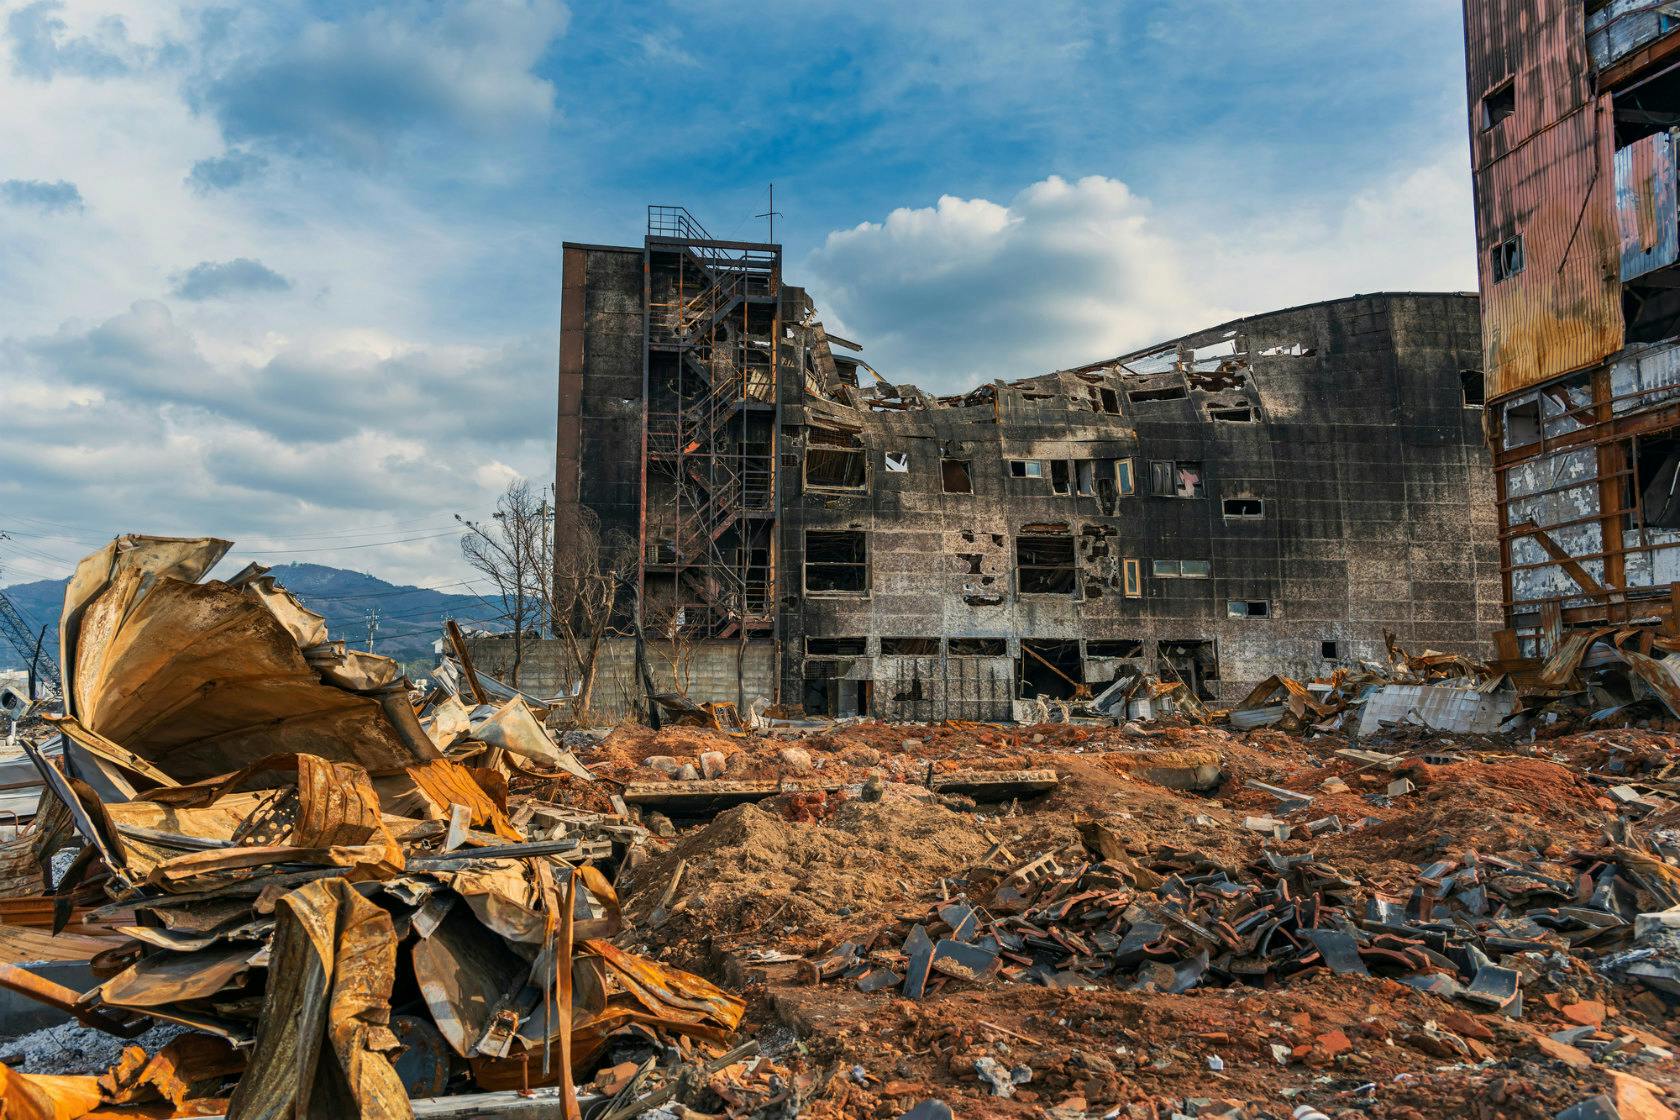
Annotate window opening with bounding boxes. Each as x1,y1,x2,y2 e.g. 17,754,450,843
1017,639,1083,700
1460,369,1485,407
1222,497,1264,519
1149,460,1204,498
884,451,909,473
1098,387,1121,414
941,458,972,493
949,637,1006,656
1502,397,1541,449
1491,235,1524,282
1008,459,1044,479
1320,640,1341,660
1207,403,1255,422
1122,558,1142,598
1480,78,1514,131
881,637,939,655
805,430,866,489
805,530,868,594
1157,640,1218,701
807,636,866,656
1050,460,1071,494
1128,384,1188,403
1227,600,1270,618
1637,433,1680,530
1086,639,1144,658
1017,533,1077,594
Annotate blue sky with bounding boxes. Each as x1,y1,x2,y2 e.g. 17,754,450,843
0,0,1476,595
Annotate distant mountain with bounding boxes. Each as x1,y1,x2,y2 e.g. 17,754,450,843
0,562,504,672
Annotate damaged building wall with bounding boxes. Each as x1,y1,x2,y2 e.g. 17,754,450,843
558,212,1499,718
778,292,1501,714
1465,1,1680,659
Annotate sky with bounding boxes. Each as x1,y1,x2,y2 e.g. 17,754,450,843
0,0,1478,602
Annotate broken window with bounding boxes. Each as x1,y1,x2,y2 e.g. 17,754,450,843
807,636,866,656
1008,460,1044,479
1153,559,1211,578
1491,234,1524,282
1086,639,1144,658
941,458,972,493
1075,460,1095,496
1128,383,1188,403
880,637,940,655
1480,77,1515,131
958,553,982,574
884,451,909,473
1320,640,1341,660
1637,433,1680,529
1098,387,1121,414
805,530,868,594
949,637,1006,656
805,431,866,489
1116,459,1134,496
1206,402,1255,422
1461,369,1485,407
1149,460,1204,498
1227,600,1270,618
1050,460,1071,494
1016,532,1076,594
1018,639,1082,700
1122,558,1142,598
1158,640,1218,701
1502,396,1542,449
1222,497,1264,519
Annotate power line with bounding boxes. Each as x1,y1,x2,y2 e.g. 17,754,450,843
295,579,487,602
231,530,462,555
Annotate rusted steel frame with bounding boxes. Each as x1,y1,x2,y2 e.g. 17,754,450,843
1500,529,1680,574
444,620,490,707
1496,501,1638,539
1598,21,1680,89
0,962,149,1037
1594,367,1631,590
1505,520,1609,596
1492,399,1680,468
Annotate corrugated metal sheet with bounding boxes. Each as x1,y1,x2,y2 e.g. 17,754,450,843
1478,97,1625,399
1615,130,1679,279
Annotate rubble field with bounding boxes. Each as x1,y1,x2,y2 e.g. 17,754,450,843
3,535,1680,1120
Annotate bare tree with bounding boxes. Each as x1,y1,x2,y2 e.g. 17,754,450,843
457,481,549,688
642,596,698,696
551,503,637,720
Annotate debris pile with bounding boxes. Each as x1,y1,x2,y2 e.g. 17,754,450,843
0,536,743,1119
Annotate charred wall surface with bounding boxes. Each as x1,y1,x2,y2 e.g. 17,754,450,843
779,293,1501,715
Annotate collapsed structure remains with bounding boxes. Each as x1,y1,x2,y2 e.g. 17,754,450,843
556,209,1502,718
1465,0,1680,662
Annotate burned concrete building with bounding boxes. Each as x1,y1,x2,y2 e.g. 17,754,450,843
1463,1,1680,662
557,207,1501,718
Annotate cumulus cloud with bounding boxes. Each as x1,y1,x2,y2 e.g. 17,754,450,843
806,176,1224,390
193,1,570,164
805,155,1477,393
186,149,267,193
6,1,134,80
169,258,292,300
0,178,82,211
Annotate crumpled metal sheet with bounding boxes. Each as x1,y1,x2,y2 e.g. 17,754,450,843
63,537,439,783
98,1031,242,1109
225,878,409,1120
472,696,594,780
378,759,523,842
0,1061,103,1120
99,945,258,1010
411,902,530,1058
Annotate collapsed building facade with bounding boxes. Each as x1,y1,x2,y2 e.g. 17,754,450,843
557,208,1501,718
1464,0,1680,662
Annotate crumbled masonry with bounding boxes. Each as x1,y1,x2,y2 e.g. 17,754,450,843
5,536,1680,1119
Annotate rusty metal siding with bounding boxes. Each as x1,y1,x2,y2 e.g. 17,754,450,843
1478,97,1625,400
1466,0,1625,400
1615,130,1679,279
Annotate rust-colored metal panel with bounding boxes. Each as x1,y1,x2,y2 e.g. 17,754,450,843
556,245,587,509
1466,0,1623,400
1477,96,1624,400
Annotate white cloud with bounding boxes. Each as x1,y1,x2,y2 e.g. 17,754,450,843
804,149,1477,393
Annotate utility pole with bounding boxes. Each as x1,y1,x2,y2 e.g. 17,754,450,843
756,183,783,244
365,607,379,652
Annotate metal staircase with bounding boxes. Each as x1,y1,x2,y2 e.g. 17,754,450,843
642,207,780,639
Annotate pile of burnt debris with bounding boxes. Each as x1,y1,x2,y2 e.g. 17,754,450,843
11,539,1680,1118
0,536,744,1119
